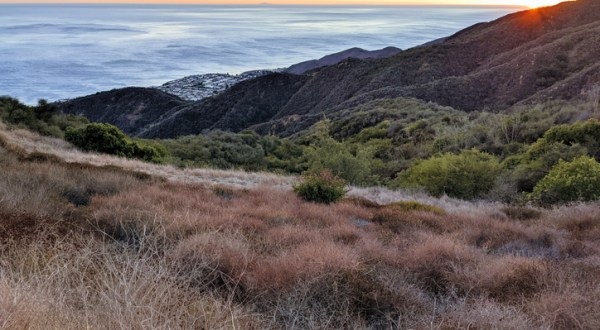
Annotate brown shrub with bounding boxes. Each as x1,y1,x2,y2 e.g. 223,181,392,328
371,208,450,234
343,196,382,209
437,298,535,329
248,241,361,291
473,257,548,302
402,235,482,295
530,292,595,329
387,201,446,215
169,231,255,293
502,206,543,221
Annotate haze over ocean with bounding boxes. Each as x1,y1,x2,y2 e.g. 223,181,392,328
0,4,522,104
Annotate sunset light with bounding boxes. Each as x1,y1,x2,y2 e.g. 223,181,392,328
522,0,563,8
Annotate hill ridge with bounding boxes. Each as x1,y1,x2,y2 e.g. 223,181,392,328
59,0,600,139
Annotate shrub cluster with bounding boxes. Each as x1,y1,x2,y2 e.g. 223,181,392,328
0,97,87,137
397,149,501,199
531,156,600,205
65,123,166,163
293,170,348,204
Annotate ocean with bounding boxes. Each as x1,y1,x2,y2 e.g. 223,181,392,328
0,4,524,104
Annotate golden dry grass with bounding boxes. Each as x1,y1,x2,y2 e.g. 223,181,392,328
2,123,600,329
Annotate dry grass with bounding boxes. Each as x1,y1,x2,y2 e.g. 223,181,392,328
2,123,600,328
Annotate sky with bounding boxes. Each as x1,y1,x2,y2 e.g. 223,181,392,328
0,0,565,7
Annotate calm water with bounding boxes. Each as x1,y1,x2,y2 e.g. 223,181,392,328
0,4,524,104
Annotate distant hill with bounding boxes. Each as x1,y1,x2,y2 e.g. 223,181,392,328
285,46,402,75
59,0,600,139
58,87,186,136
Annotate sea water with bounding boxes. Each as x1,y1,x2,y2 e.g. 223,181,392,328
0,4,523,103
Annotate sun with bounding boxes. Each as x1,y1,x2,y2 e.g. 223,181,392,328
522,0,564,8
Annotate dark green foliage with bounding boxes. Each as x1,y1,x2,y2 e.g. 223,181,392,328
304,122,379,186
293,170,347,204
152,98,593,201
542,120,600,159
65,123,165,163
398,150,502,200
160,130,305,173
0,97,87,138
510,140,587,193
532,156,600,205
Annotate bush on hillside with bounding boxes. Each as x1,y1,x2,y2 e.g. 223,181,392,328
293,170,347,204
509,140,587,193
531,156,600,205
65,123,166,163
0,97,87,138
542,120,600,159
397,149,501,200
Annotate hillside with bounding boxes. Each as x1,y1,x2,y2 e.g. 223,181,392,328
285,46,402,75
2,120,600,328
59,0,600,139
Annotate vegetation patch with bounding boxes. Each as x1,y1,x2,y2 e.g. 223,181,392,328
397,149,501,200
66,123,167,163
532,156,600,205
293,170,347,204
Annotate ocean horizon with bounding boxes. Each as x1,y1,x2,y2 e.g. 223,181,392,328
0,4,525,104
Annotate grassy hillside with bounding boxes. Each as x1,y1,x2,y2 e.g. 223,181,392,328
1,121,600,329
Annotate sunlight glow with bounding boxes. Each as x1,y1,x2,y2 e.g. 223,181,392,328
522,0,563,8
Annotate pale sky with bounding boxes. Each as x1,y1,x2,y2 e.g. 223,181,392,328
0,0,565,7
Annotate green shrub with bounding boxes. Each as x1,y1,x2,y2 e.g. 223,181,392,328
293,170,347,204
397,149,501,200
532,156,600,205
65,123,165,163
542,120,600,158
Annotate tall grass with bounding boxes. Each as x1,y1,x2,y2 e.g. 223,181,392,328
2,123,600,328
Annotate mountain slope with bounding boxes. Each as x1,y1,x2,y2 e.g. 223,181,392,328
60,0,600,138
285,46,402,75
58,87,187,136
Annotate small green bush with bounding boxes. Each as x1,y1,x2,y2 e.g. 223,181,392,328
532,156,600,205
397,149,501,200
294,170,347,204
